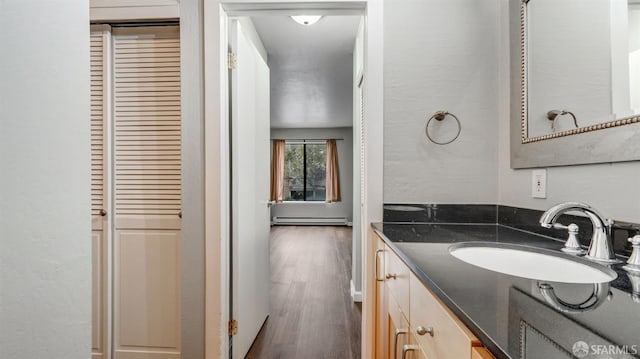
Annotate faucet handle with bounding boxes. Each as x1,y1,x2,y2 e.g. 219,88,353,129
623,235,640,273
560,223,586,255
552,223,569,230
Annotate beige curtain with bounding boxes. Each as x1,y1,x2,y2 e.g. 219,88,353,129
270,139,285,202
326,139,341,203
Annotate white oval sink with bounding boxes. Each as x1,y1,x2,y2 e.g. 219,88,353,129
449,242,617,284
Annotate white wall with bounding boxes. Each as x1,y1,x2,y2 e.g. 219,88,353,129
270,128,354,221
381,0,640,225
0,1,91,358
383,0,500,204
498,0,640,224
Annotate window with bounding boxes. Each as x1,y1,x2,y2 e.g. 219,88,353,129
283,142,326,201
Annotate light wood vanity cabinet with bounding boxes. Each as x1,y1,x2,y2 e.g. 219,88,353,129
373,231,494,359
409,272,481,359
375,235,387,359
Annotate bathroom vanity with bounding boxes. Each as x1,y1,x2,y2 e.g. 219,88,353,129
371,206,640,359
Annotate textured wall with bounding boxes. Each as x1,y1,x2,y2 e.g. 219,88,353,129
0,1,91,358
383,0,500,204
269,51,353,128
253,15,360,129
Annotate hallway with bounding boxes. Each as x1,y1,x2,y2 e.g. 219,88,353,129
246,226,361,359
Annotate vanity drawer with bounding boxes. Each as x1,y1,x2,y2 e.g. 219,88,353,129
409,272,480,359
385,246,411,316
471,347,495,359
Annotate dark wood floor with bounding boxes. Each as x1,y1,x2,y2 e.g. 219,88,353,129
245,226,361,359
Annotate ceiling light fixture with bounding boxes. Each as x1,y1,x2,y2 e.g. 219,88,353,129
291,15,322,26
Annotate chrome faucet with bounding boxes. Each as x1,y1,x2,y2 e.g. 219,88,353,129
539,202,620,263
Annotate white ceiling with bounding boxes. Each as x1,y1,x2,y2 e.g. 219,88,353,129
251,15,361,128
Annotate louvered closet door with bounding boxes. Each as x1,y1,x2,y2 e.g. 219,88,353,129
90,28,109,359
112,26,181,359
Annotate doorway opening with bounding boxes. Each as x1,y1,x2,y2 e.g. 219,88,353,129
226,9,365,359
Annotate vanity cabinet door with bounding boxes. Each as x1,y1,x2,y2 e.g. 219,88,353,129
409,272,480,359
387,288,410,359
374,233,387,359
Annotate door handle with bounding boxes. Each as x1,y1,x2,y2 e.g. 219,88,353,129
393,328,408,359
375,249,384,282
402,344,419,359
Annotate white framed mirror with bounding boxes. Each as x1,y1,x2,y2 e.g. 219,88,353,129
511,0,640,168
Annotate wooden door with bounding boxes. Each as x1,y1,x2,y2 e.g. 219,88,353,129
90,28,109,359
229,19,271,359
112,26,182,359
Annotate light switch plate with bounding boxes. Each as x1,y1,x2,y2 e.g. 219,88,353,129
532,169,547,198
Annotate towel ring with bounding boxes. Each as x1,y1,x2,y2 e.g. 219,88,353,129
547,110,579,133
425,111,461,145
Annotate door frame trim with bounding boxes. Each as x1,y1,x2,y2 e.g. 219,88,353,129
203,1,383,358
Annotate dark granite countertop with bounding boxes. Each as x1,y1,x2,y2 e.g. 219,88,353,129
372,222,640,359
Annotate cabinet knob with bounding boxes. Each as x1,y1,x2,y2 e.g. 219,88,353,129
386,273,397,280
178,211,182,219
416,325,434,337
100,209,107,217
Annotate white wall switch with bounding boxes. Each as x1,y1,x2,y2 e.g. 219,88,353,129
531,169,547,198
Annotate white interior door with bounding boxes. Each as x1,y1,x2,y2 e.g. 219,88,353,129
229,19,271,359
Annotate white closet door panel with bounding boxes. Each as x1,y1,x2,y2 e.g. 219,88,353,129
114,230,181,352
116,215,181,230
92,230,106,359
90,29,108,359
91,31,108,220
112,26,181,359
113,27,181,220
114,352,180,359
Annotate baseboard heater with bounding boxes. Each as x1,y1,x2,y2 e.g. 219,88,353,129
272,216,349,226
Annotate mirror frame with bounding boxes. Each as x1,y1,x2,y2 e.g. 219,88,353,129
511,0,640,168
